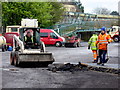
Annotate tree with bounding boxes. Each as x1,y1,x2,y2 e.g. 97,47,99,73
0,2,2,27
93,7,111,15
49,2,64,25
2,2,65,28
110,11,119,15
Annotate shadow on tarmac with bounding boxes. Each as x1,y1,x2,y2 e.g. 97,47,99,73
16,62,49,68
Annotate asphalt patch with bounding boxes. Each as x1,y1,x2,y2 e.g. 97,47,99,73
47,62,120,74
47,62,89,73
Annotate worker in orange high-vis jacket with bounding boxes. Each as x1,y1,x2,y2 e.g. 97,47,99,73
96,27,112,66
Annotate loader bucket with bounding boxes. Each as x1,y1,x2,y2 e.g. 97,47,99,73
18,52,54,63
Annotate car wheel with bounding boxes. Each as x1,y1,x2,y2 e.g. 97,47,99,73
55,42,62,47
114,36,119,42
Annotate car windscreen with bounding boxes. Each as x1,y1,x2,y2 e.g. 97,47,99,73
11,28,18,32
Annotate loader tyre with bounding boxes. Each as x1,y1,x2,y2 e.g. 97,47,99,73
41,42,45,52
2,45,6,52
14,52,19,67
77,42,80,47
10,52,15,65
55,42,62,47
73,43,77,48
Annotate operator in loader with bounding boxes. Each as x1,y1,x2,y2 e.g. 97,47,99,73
24,31,38,49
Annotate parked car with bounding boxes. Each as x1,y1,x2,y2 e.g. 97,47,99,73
40,29,65,47
109,26,120,42
64,35,80,48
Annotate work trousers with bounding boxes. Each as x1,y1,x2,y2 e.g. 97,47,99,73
92,50,98,61
99,49,107,63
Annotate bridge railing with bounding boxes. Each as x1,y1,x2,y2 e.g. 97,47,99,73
47,12,119,36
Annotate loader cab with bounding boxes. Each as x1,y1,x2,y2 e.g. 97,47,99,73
19,27,40,49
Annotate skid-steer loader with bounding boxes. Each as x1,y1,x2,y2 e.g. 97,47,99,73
10,27,54,66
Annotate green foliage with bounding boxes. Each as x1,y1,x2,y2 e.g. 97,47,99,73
2,2,65,28
0,2,2,27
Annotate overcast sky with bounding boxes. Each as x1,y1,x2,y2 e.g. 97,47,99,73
80,0,119,13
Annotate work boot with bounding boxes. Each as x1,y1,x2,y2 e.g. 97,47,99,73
97,62,102,65
101,63,104,66
92,60,97,63
105,58,109,63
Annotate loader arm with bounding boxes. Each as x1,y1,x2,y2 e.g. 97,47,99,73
13,35,24,52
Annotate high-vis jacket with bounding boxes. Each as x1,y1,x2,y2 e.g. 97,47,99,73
96,33,112,50
25,36,34,43
88,34,98,50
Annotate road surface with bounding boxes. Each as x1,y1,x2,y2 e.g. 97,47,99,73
47,42,119,64
1,42,119,88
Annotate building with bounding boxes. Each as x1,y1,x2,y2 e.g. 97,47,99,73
60,0,84,12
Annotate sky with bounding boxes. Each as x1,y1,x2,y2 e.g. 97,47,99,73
80,0,119,14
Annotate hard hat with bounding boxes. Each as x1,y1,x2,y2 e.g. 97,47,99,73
101,27,106,31
8,46,13,51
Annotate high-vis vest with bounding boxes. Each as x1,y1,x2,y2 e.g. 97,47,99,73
25,36,34,43
96,33,112,50
88,34,98,50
